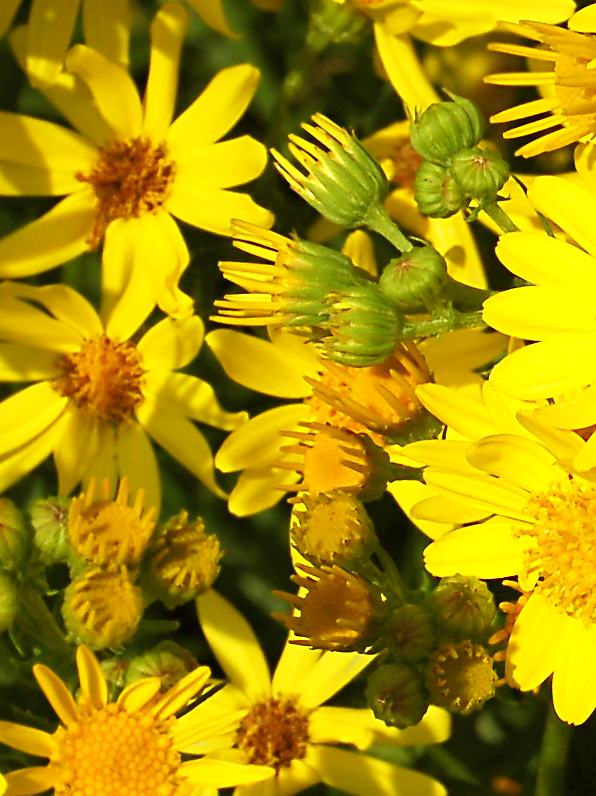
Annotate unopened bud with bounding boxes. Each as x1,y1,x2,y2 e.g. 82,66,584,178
126,646,192,691
30,496,71,565
379,246,448,312
365,663,430,729
413,161,466,218
388,604,435,662
450,146,509,203
425,641,497,714
410,92,483,165
426,575,497,641
0,499,28,572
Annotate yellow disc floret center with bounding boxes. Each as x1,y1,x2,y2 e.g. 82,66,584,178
522,479,596,624
236,697,310,773
78,137,175,249
53,335,145,424
52,702,181,796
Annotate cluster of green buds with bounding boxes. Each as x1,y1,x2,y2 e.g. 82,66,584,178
411,92,510,222
275,490,500,728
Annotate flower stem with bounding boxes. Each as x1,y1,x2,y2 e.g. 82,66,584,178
535,702,572,796
481,202,520,234
402,308,485,339
364,203,414,253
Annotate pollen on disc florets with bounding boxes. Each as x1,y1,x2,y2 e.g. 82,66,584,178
53,335,145,425
77,136,175,250
520,479,596,625
51,701,181,796
236,696,310,774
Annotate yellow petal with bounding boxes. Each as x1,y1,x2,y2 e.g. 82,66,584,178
0,722,55,758
154,666,211,720
82,0,130,68
167,64,260,149
423,468,529,521
167,183,273,237
407,492,490,526
299,650,374,709
573,430,596,472
26,0,80,89
206,330,316,399
373,26,439,113
142,2,188,142
506,593,568,691
54,407,96,495
569,4,596,31
466,434,559,493
402,439,474,469
117,678,162,713
4,766,57,796
185,0,240,36
116,423,161,516
0,0,21,38
424,519,526,578
81,423,118,495
516,410,584,461
0,191,95,278
552,619,596,725
527,177,596,259
0,344,60,381
174,136,268,190
33,664,77,726
533,384,596,430
421,329,506,376
227,465,301,517
0,412,68,494
428,213,487,290
137,314,204,371
415,383,495,439
341,230,378,277
0,384,67,458
76,646,107,709
181,759,274,788
196,589,272,702
65,45,142,138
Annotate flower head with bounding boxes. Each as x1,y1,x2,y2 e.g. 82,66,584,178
194,589,449,796
0,2,272,320
0,645,273,795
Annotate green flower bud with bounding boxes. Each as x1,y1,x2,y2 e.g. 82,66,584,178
425,641,497,715
425,575,497,641
0,572,18,632
379,246,449,312
365,663,430,729
388,604,435,662
450,147,509,203
320,283,404,367
413,161,466,218
272,113,389,229
0,499,28,572
30,496,71,565
125,647,191,691
410,92,483,165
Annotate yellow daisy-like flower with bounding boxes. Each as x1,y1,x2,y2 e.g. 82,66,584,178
405,404,596,724
0,2,272,321
0,281,246,514
486,6,596,157
193,588,450,796
482,150,596,470
0,645,274,795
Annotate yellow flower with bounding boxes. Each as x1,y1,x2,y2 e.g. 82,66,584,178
0,645,273,795
406,403,596,724
0,2,272,320
482,152,596,470
0,281,246,513
486,6,596,157
193,588,450,796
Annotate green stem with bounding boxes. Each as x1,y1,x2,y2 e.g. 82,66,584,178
364,203,414,253
427,745,481,787
375,547,412,605
18,590,70,656
402,308,485,339
535,702,572,796
481,202,520,234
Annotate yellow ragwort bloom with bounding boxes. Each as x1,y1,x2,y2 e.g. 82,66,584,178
0,281,246,514
193,588,450,796
486,5,596,157
0,645,273,795
0,2,272,321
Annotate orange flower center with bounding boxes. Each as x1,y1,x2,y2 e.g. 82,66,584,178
52,701,180,796
390,140,424,190
521,479,596,624
77,137,175,249
53,335,145,425
236,697,310,773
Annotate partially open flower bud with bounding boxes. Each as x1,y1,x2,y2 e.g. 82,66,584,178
379,246,449,312
425,575,497,641
450,146,509,203
425,641,497,714
365,663,430,729
410,92,483,165
413,161,466,218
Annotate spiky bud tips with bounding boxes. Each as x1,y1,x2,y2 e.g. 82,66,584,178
142,512,223,608
30,496,71,565
62,566,144,649
0,573,18,632
291,491,377,566
425,575,497,641
413,162,466,218
275,564,384,652
379,246,449,313
425,641,497,715
450,147,509,204
388,604,435,662
272,114,390,229
410,92,483,165
321,283,404,367
365,663,430,729
0,499,28,572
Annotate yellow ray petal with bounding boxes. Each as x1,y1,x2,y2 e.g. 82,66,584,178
534,384,596,430
299,651,375,709
65,45,142,138
415,383,495,439
167,64,260,150
423,468,529,520
27,0,80,89
272,638,323,699
466,434,559,492
0,384,67,458
33,664,77,726
527,176,596,259
167,183,273,237
185,0,241,37
0,0,21,38
552,620,596,725
196,589,272,702
0,344,60,382
153,666,211,720
516,410,584,461
4,766,57,796
373,26,439,113
569,4,596,31
76,646,107,709
116,423,161,516
81,422,118,495
206,330,317,399
82,0,130,68
0,721,55,757
0,191,95,279
117,677,162,713
181,758,274,788
174,136,268,190
54,407,96,495
227,465,301,517
137,314,204,371
142,2,188,142
407,492,491,526
402,439,474,469
0,412,67,494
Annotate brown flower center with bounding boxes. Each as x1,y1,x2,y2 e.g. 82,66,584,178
391,140,424,190
236,697,310,773
53,335,145,425
77,137,175,249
